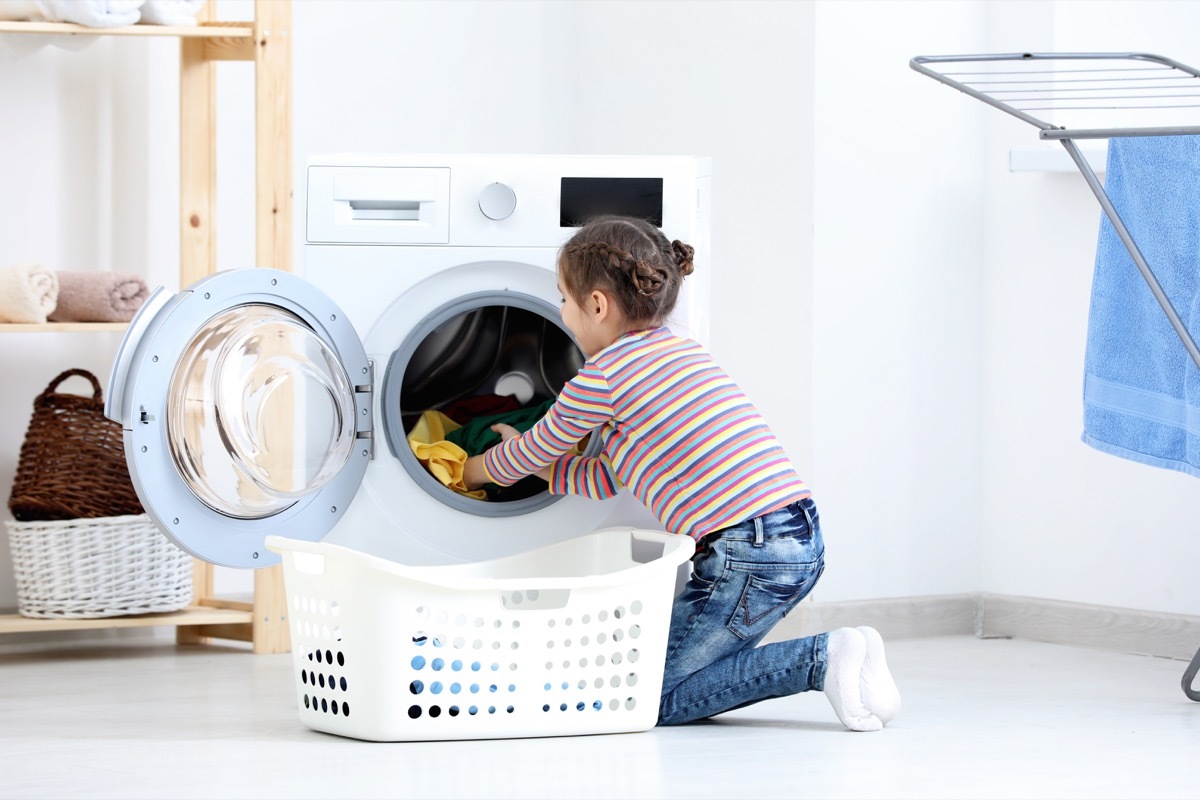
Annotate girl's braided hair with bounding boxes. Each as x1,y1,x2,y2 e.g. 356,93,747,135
558,215,695,326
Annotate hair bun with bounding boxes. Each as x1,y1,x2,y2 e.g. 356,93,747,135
671,240,695,277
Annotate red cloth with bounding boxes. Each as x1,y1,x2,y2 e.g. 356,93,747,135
439,394,523,425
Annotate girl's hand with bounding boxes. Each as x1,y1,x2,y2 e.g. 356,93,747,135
490,423,520,442
463,454,489,491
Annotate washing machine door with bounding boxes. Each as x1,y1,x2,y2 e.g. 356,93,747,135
106,269,372,569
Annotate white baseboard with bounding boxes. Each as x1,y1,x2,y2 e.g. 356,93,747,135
763,593,979,643
4,593,1198,663
765,593,1200,661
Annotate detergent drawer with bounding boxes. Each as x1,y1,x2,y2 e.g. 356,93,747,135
307,166,452,245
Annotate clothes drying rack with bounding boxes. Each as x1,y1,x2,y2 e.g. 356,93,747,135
911,52,1200,702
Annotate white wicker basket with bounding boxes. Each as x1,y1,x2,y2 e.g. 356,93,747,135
5,514,193,619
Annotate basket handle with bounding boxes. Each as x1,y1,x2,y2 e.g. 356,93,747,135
266,529,695,593
41,369,102,402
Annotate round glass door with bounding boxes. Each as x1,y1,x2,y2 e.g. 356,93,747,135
167,303,357,519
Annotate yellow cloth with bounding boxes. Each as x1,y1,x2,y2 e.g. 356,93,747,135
407,411,487,500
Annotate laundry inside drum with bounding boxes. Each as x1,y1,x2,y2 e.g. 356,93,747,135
399,304,584,503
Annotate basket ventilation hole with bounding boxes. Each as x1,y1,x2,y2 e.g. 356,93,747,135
631,600,643,615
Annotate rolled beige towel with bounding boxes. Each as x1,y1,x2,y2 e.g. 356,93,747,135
0,264,59,324
48,271,149,323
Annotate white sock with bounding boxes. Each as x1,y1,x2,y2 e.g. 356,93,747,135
823,628,882,732
857,626,901,725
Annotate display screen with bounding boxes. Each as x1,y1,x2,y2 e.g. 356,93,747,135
560,177,664,228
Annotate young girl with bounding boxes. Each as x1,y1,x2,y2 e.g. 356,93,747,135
463,215,900,731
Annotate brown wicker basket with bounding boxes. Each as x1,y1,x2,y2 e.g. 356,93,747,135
8,369,144,521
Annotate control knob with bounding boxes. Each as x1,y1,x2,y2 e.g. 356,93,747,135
478,182,517,220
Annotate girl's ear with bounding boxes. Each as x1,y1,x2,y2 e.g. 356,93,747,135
589,289,611,322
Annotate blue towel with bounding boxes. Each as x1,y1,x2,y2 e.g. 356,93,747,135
1082,135,1200,476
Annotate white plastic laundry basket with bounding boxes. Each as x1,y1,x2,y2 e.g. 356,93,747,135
266,527,694,742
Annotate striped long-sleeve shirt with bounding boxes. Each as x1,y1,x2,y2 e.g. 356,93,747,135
483,327,811,541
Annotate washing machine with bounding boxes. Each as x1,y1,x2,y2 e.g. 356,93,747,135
105,154,711,570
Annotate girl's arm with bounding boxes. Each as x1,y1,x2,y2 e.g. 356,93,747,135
463,425,549,489
466,364,615,490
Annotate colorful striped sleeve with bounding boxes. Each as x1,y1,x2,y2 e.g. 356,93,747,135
548,454,620,499
483,363,615,486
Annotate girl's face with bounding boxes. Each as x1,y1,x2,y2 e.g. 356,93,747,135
557,272,611,358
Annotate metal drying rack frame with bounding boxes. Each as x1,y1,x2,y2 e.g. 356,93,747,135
911,52,1200,702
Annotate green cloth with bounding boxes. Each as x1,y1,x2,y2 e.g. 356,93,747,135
444,399,556,456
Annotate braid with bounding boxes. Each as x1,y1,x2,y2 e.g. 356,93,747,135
566,241,667,297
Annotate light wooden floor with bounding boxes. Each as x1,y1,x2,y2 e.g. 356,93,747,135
1,633,1197,799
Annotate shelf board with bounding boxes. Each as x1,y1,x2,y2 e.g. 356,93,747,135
0,605,254,635
0,322,128,333
0,20,253,38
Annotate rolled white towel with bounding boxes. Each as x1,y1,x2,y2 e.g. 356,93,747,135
0,264,58,323
0,0,145,27
138,0,203,26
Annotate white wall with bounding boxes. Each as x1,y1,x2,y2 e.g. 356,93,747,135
811,0,991,600
2,0,1200,618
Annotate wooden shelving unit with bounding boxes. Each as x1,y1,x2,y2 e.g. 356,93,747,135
0,1,293,654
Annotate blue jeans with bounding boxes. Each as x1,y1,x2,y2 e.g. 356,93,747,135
657,497,828,725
